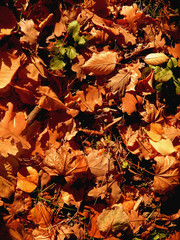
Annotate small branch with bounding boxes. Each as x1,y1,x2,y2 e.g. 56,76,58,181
27,105,42,125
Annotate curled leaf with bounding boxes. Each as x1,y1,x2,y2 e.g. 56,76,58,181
144,53,169,65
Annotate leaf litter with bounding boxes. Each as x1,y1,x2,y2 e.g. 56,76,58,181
0,0,179,239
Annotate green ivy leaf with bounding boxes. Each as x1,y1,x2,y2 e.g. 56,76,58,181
154,68,173,82
67,20,80,38
66,46,78,59
167,57,178,69
50,56,66,70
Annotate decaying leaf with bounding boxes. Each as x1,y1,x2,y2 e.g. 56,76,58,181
17,166,38,193
82,51,118,75
97,203,129,233
144,53,169,65
122,92,138,115
153,156,180,194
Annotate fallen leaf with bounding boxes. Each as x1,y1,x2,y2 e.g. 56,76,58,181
97,203,129,233
0,50,21,95
149,138,177,155
144,53,169,65
28,202,53,227
82,51,118,75
128,210,146,234
122,92,138,115
0,102,30,156
19,19,39,45
76,85,104,112
0,6,17,38
17,166,38,193
38,86,68,111
136,70,155,95
106,69,131,95
144,123,164,142
0,156,19,199
153,156,180,194
87,149,114,177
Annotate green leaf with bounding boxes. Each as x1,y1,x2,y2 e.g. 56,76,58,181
73,35,86,45
50,56,66,70
174,79,180,95
154,68,173,82
66,46,78,59
55,40,64,47
67,20,80,38
155,82,163,92
167,57,178,69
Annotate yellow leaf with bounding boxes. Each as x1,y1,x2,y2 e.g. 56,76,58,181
149,138,177,155
17,166,38,193
144,53,169,65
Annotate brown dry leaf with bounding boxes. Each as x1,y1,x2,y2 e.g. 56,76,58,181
144,53,169,65
32,228,53,240
56,225,74,240
0,6,17,38
38,86,68,111
140,101,160,123
97,203,129,233
28,202,53,227
144,123,163,142
120,3,144,34
106,68,131,95
163,125,180,141
86,149,114,177
82,51,118,75
153,156,180,194
76,85,104,112
136,70,155,96
167,43,180,59
149,138,177,155
71,54,86,81
0,102,30,156
128,210,146,234
19,19,39,45
43,144,88,184
122,92,138,115
0,156,19,199
87,209,104,239
0,50,21,95
17,166,38,193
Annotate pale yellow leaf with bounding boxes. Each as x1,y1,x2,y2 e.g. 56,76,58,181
144,53,169,65
149,138,177,155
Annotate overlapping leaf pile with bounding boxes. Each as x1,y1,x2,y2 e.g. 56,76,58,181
0,0,180,239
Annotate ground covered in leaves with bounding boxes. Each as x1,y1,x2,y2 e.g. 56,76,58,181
0,0,180,239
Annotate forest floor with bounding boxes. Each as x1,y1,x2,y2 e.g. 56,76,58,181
0,0,180,239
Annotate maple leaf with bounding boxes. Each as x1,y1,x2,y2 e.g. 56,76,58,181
153,156,180,194
19,19,39,45
0,102,30,156
82,51,118,75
